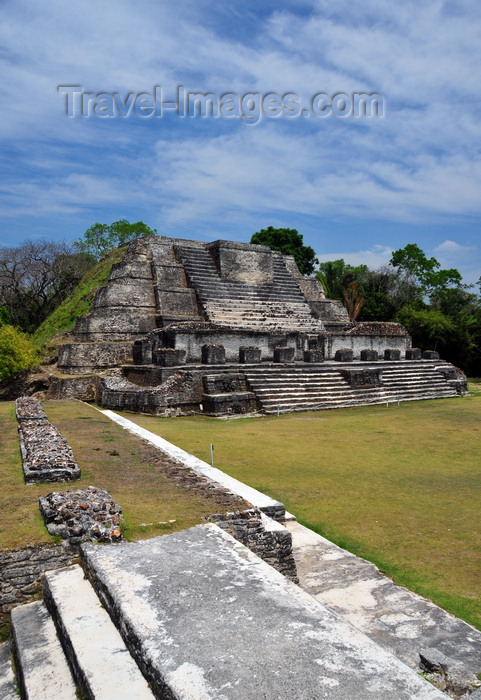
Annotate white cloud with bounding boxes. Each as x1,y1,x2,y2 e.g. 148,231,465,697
316,245,393,269
1,0,481,269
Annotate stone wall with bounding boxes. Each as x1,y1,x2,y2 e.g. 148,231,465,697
327,322,411,358
0,543,77,615
209,509,298,582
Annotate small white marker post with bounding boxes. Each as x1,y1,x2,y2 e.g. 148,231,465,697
210,443,214,467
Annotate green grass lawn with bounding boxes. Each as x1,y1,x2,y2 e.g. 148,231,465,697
116,390,481,630
0,400,244,550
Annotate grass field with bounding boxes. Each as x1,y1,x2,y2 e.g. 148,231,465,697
115,386,481,631
0,400,244,550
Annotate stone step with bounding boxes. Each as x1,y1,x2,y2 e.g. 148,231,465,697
43,565,154,700
10,601,77,699
262,394,455,413
0,642,18,700
81,525,444,699
287,520,481,695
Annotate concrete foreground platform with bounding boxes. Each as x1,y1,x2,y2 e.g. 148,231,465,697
287,520,481,689
0,642,17,699
82,524,444,699
10,600,76,699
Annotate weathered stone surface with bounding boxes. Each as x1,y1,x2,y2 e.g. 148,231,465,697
43,565,154,699
152,347,186,366
423,350,440,359
47,375,99,401
0,642,18,699
201,392,257,415
16,398,80,484
406,347,422,360
419,648,481,697
340,367,382,387
208,508,298,582
238,345,261,363
303,349,323,362
11,601,77,699
15,396,47,421
201,343,226,364
82,525,444,699
360,348,379,361
0,543,76,615
100,371,204,414
384,348,401,360
274,346,295,362
58,341,133,374
39,487,123,545
287,520,481,700
335,347,354,362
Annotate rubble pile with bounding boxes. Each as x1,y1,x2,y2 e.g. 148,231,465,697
39,487,123,545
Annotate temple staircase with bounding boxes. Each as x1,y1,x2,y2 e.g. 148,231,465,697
177,244,323,332
244,360,460,414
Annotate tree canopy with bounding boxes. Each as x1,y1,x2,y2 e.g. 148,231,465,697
75,219,157,260
0,240,95,333
317,244,480,375
250,227,318,275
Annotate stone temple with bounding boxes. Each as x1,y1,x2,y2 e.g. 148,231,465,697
51,236,466,414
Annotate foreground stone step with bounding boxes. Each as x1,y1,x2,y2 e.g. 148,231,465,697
43,565,154,700
287,520,481,697
82,524,444,699
10,600,77,699
0,641,17,700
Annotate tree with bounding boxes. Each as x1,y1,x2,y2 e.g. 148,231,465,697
390,243,463,301
0,240,95,333
75,219,157,260
250,227,318,275
0,325,38,381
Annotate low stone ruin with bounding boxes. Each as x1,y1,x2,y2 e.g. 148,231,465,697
208,508,298,582
39,487,123,545
15,397,80,484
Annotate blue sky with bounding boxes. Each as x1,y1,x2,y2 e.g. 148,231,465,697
1,0,480,284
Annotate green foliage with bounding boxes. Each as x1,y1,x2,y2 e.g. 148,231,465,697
75,219,157,260
250,226,318,275
395,306,455,348
0,306,11,326
390,243,463,299
318,245,481,374
33,245,127,348
0,325,38,381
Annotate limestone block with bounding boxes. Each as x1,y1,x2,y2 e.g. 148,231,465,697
406,348,422,360
209,240,274,283
335,348,354,362
304,350,323,363
423,350,440,360
94,279,156,308
274,346,295,362
202,392,257,414
157,289,199,316
132,339,152,365
360,349,379,361
384,348,401,360
203,373,245,394
201,344,226,365
239,346,261,364
340,368,382,387
152,348,186,367
153,263,187,289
